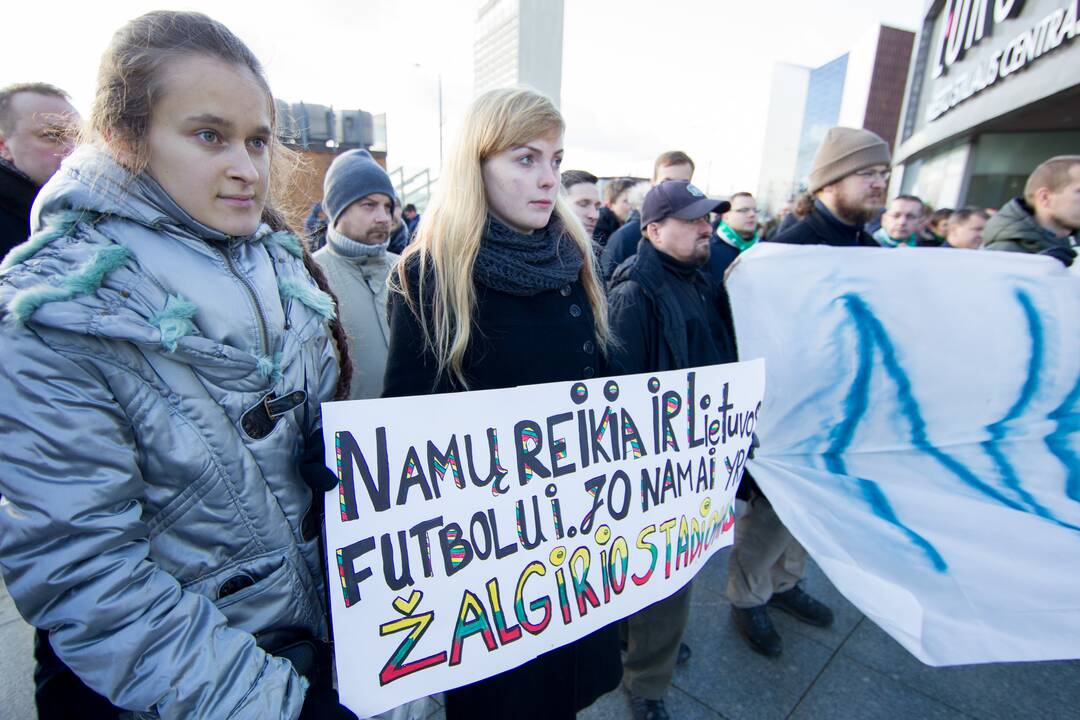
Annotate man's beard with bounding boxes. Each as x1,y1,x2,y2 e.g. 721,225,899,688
834,192,883,226
361,226,390,245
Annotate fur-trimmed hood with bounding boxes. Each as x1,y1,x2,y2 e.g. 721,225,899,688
1,146,334,384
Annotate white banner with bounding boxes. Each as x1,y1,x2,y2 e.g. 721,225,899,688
322,363,763,716
726,243,1080,666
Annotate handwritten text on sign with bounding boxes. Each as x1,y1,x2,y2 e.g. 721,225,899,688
322,362,764,717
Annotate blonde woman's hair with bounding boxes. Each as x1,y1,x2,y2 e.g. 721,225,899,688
391,87,612,388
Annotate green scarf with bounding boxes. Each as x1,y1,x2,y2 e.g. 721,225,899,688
873,227,918,248
718,220,758,252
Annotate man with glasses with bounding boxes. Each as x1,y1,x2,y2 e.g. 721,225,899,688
773,127,891,247
874,194,925,248
714,192,759,271
609,180,735,720
727,127,890,658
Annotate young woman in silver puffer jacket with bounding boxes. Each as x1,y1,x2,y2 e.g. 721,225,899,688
0,11,355,720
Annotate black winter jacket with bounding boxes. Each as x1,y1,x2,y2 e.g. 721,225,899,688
592,206,623,250
599,212,642,280
771,200,879,247
983,198,1076,266
607,239,735,376
0,158,37,261
382,253,621,719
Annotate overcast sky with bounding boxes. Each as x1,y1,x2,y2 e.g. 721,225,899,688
3,0,926,194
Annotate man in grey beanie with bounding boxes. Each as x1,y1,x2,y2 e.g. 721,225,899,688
772,126,891,247
314,149,398,399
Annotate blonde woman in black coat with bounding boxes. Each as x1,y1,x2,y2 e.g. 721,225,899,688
382,87,621,719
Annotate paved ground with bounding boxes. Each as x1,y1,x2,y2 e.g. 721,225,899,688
3,550,1078,720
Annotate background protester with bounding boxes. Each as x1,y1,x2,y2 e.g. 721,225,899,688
402,202,420,234
382,87,621,720
561,168,602,239
776,191,813,234
945,207,989,249
600,150,696,279
729,126,895,658
983,155,1080,267
773,127,890,247
608,180,736,720
874,194,924,247
315,149,398,400
0,83,79,258
0,11,357,719
924,207,952,246
303,201,329,251
594,176,636,248
714,191,760,272
388,197,410,254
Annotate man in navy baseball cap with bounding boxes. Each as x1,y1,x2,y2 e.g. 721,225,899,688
639,180,731,266
609,179,736,720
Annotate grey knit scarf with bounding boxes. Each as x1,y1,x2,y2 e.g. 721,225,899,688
474,215,583,296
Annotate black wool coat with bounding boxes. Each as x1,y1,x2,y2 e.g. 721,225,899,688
0,159,37,261
382,256,622,720
592,206,623,250
770,201,879,247
599,213,642,280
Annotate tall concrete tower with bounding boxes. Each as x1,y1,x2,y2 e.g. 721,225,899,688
473,0,564,106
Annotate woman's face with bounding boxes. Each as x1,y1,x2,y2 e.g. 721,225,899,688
144,55,272,236
481,131,563,234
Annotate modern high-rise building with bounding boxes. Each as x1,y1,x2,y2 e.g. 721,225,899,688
473,0,564,106
757,25,915,213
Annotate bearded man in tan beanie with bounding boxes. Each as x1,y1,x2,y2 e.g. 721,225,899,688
727,126,891,659
773,126,891,246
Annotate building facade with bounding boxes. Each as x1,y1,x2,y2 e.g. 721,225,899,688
273,101,388,228
894,0,1080,210
757,25,914,213
473,0,564,106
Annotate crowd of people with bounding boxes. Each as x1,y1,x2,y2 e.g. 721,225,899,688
0,10,1078,720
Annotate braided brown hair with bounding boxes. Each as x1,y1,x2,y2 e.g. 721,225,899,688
262,207,352,401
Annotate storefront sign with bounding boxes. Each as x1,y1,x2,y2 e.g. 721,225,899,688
927,0,1078,121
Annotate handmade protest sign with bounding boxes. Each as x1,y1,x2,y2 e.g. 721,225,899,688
726,243,1080,666
322,363,763,716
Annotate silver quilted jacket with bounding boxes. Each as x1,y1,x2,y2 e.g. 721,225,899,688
0,147,339,718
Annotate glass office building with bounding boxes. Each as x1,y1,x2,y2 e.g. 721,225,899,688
794,55,850,184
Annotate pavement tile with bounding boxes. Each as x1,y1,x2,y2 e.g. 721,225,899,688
0,611,36,720
690,553,861,653
790,654,969,720
0,577,27,630
671,590,834,720
580,685,727,720
767,561,864,651
691,546,733,600
841,620,1080,720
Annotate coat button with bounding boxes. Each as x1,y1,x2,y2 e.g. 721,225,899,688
583,340,595,354
569,304,582,318
583,366,595,378
560,285,572,297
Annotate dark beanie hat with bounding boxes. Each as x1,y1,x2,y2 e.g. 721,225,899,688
322,149,396,225
807,127,891,193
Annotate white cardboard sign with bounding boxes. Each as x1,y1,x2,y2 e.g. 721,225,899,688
322,363,763,716
726,243,1080,666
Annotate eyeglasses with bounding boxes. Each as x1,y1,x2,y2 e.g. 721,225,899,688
853,169,891,183
732,207,758,214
